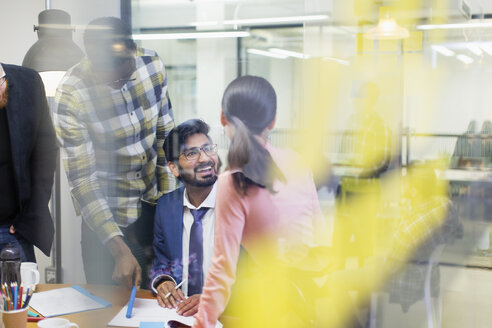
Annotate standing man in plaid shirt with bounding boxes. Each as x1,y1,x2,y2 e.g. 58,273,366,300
335,82,392,270
53,17,177,289
341,82,392,178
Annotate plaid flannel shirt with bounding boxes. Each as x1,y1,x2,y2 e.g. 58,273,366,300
53,48,178,243
341,110,392,178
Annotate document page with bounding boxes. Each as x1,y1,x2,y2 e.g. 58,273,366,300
108,298,194,327
29,285,111,317
108,298,222,328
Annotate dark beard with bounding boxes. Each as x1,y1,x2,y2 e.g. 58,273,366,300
179,161,217,188
0,83,8,109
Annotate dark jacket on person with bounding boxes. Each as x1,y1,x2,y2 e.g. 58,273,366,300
2,63,57,256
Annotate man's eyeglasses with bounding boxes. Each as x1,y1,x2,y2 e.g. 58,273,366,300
181,144,218,161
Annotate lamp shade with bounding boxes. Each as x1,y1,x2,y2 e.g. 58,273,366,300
364,17,410,40
23,9,84,95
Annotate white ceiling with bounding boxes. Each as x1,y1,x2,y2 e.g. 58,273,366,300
467,0,492,15
132,0,492,30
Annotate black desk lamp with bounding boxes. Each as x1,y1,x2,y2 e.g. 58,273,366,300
23,9,84,96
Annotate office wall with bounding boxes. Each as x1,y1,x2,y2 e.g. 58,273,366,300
2,0,491,285
0,0,120,284
0,0,120,65
0,1,44,65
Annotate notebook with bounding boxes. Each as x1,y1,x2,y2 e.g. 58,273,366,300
108,298,222,328
29,285,111,317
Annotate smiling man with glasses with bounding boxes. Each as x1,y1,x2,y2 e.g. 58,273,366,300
150,119,220,317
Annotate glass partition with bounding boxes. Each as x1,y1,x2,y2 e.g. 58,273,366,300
131,1,492,327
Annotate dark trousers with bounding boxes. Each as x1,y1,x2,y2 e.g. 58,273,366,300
0,225,35,262
81,202,155,288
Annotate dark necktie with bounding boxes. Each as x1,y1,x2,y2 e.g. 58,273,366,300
188,207,208,295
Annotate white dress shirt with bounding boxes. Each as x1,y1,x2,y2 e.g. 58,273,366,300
181,182,217,296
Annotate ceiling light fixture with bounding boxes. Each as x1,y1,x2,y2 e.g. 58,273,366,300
188,21,219,27
481,43,492,56
432,45,455,57
189,14,329,27
22,9,84,96
456,54,474,64
364,16,409,40
21,2,84,285
247,49,288,59
225,14,329,26
133,31,250,40
417,21,492,30
322,57,350,66
269,48,311,59
467,43,483,56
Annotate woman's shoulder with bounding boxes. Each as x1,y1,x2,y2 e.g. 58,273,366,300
217,170,266,198
217,171,237,192
267,144,314,179
218,170,234,180
267,144,305,167
216,171,252,211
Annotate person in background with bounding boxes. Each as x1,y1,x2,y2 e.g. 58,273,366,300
335,82,392,268
194,75,322,328
0,63,57,261
341,82,392,178
150,119,219,317
53,17,177,289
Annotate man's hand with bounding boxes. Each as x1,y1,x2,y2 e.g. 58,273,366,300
107,236,141,289
156,281,185,309
176,294,200,317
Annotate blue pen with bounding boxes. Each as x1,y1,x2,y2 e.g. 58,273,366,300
13,283,17,310
126,285,137,318
28,310,40,317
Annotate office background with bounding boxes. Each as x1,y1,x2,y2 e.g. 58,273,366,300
2,0,492,326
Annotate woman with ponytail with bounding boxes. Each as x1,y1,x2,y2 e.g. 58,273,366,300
193,76,321,328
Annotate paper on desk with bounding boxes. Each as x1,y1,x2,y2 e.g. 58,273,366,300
29,285,111,317
108,298,193,327
139,323,165,328
108,298,222,328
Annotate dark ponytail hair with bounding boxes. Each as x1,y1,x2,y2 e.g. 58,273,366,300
222,75,286,195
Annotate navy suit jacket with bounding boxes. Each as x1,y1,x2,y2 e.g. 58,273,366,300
2,64,57,256
149,184,250,293
150,186,186,285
